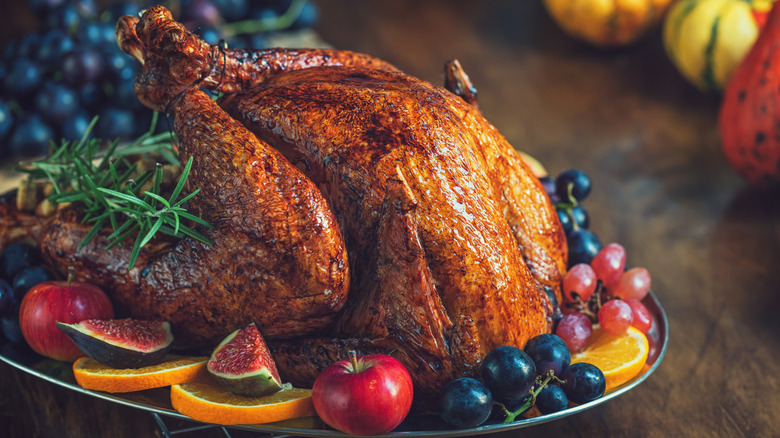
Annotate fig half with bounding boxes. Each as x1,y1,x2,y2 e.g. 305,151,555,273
56,319,173,368
207,322,283,396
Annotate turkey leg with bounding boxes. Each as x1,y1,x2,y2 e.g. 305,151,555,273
41,88,350,347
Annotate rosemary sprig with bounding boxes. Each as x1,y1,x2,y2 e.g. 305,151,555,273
16,112,213,270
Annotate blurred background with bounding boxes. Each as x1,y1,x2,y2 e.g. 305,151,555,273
0,0,323,158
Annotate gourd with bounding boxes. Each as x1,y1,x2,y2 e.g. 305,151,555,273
543,0,675,47
719,1,780,188
663,0,775,92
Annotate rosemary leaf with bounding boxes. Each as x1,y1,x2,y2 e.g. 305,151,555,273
79,117,99,146
160,214,182,236
85,210,113,223
97,187,155,211
108,210,119,232
78,216,105,250
74,159,110,214
105,206,147,217
140,217,164,248
31,162,70,173
165,223,213,246
174,209,214,228
105,160,122,188
172,210,180,236
108,218,136,241
171,187,202,209
149,164,164,208
51,191,91,203
170,156,194,202
116,140,176,159
97,138,120,171
107,223,140,249
128,227,145,270
144,192,171,208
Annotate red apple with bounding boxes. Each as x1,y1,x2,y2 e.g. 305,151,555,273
20,276,114,362
312,352,414,435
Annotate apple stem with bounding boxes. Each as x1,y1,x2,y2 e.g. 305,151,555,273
67,266,74,286
348,350,359,372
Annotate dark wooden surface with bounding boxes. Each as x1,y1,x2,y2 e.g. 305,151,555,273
2,1,780,436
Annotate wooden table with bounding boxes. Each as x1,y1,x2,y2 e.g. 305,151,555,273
2,1,779,436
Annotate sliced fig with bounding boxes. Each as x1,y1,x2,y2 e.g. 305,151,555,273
56,319,173,369
207,322,283,396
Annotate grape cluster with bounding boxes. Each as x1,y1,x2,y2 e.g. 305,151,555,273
540,168,654,351
438,334,606,428
556,243,654,352
0,241,55,344
540,169,602,267
0,0,319,158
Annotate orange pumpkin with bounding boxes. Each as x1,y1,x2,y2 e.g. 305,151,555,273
543,0,675,47
719,1,780,188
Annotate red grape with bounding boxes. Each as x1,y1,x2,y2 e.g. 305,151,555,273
562,264,597,303
555,313,593,353
597,300,633,335
607,267,651,301
624,299,652,334
590,243,626,287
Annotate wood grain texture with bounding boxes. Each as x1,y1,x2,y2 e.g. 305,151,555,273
1,0,779,436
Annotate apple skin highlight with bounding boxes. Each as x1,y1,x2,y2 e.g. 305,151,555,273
312,352,414,435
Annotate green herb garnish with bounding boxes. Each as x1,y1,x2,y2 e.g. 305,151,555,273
16,112,213,270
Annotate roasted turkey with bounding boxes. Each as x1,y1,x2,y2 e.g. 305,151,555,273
0,6,567,407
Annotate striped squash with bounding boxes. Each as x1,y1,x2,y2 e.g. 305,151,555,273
663,0,775,92
543,0,675,47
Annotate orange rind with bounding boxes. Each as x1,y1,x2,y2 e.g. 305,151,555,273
72,355,208,393
571,326,649,391
170,381,315,425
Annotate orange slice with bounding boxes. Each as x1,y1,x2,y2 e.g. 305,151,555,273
570,326,649,391
73,355,209,393
170,381,315,425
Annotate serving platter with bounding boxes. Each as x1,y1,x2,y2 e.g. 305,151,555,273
0,291,668,437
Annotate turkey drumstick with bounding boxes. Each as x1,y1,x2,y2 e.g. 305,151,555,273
40,86,350,348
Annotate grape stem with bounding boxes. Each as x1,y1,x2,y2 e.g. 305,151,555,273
569,295,598,320
554,182,581,231
502,370,565,423
566,280,612,323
